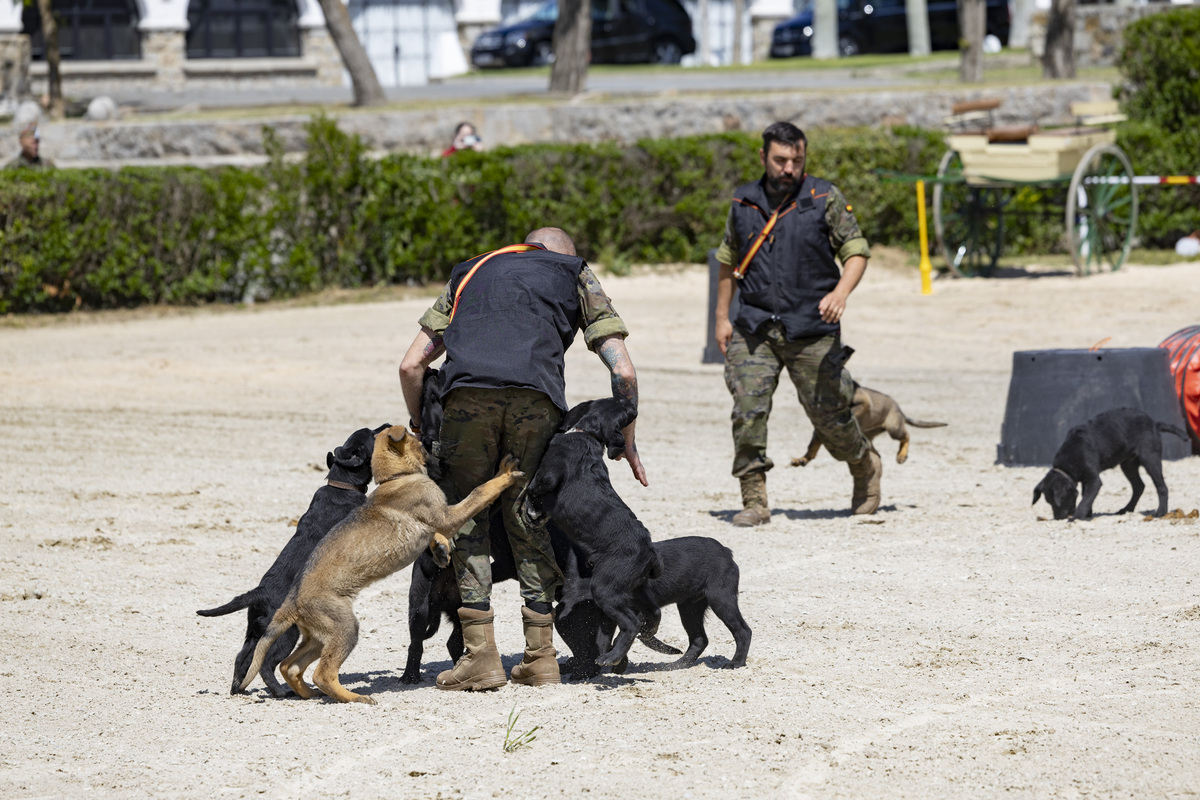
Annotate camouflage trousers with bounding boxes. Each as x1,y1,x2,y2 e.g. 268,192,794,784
435,386,563,606
724,322,868,477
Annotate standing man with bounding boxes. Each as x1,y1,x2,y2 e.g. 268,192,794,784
5,123,53,170
399,226,647,691
713,121,881,524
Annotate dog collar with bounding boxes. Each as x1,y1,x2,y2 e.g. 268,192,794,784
1052,467,1073,481
376,472,409,485
327,479,368,493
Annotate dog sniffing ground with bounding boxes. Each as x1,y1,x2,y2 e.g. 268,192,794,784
3,256,1200,799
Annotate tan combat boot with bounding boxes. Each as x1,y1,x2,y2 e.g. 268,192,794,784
436,607,507,691
732,473,771,527
509,606,561,687
849,447,882,515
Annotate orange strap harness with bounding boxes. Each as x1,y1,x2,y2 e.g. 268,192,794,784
448,243,540,324
733,187,801,280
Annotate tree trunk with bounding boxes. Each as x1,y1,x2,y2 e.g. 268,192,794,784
1041,0,1075,79
34,0,63,120
314,0,386,107
906,0,931,57
550,0,591,94
957,0,985,82
732,0,744,64
811,0,838,59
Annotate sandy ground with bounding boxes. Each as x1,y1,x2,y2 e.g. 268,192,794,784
2,257,1200,800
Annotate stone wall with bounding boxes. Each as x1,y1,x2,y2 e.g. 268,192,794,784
301,27,346,87
7,80,1113,167
1028,3,1177,66
143,30,186,91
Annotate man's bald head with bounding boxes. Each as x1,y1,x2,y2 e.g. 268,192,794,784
525,227,576,256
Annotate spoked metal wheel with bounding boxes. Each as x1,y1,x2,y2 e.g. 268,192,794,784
1066,144,1138,276
933,149,1005,277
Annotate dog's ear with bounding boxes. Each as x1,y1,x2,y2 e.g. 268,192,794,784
372,422,391,435
327,451,335,469
387,426,407,444
602,398,636,458
1032,477,1045,506
560,401,592,432
604,419,627,459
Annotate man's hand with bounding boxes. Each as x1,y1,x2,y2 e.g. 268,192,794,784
615,422,649,486
715,317,733,356
818,289,850,324
820,254,867,324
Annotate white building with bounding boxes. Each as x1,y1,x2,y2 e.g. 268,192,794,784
0,0,790,95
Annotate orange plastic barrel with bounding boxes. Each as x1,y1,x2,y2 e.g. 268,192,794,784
1159,325,1200,453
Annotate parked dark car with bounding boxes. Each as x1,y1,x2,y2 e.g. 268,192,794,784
471,0,696,68
770,0,1010,58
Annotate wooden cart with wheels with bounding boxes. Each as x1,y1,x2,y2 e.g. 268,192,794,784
931,101,1139,277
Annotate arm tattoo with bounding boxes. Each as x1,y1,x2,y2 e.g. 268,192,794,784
421,336,446,365
598,337,637,409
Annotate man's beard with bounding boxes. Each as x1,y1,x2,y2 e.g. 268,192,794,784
766,173,797,196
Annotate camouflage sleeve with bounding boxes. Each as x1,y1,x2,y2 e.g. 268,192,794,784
578,262,629,351
715,203,739,266
826,184,871,263
416,281,454,336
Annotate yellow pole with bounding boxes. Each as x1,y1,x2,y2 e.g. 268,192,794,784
916,179,933,295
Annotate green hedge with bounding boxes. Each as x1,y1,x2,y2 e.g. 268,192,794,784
1118,6,1200,135
0,116,1192,314
1115,9,1200,246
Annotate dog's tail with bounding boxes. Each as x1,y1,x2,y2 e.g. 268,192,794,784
196,587,265,617
904,417,948,429
637,632,683,655
237,602,299,693
1157,422,1190,442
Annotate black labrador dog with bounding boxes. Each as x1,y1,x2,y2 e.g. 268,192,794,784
1033,407,1188,520
557,536,750,672
522,397,662,666
622,536,751,669
197,423,387,695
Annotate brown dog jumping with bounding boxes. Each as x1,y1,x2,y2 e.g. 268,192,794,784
238,426,523,704
792,383,947,467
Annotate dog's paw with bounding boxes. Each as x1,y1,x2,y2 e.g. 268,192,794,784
595,649,626,666
399,670,422,685
430,534,452,568
790,457,810,467
498,454,521,475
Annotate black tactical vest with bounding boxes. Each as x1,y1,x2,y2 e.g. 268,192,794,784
729,173,842,340
440,246,583,412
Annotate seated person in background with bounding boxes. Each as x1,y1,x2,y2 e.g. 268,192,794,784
441,122,483,157
6,124,53,170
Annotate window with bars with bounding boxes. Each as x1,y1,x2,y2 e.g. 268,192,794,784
23,0,141,61
186,0,302,58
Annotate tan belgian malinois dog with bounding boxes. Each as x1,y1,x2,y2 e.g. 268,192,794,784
238,426,523,704
792,384,947,467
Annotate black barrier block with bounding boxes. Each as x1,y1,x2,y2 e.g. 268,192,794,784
702,249,740,364
997,348,1191,466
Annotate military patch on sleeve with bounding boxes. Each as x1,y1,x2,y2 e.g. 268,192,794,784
846,204,853,212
